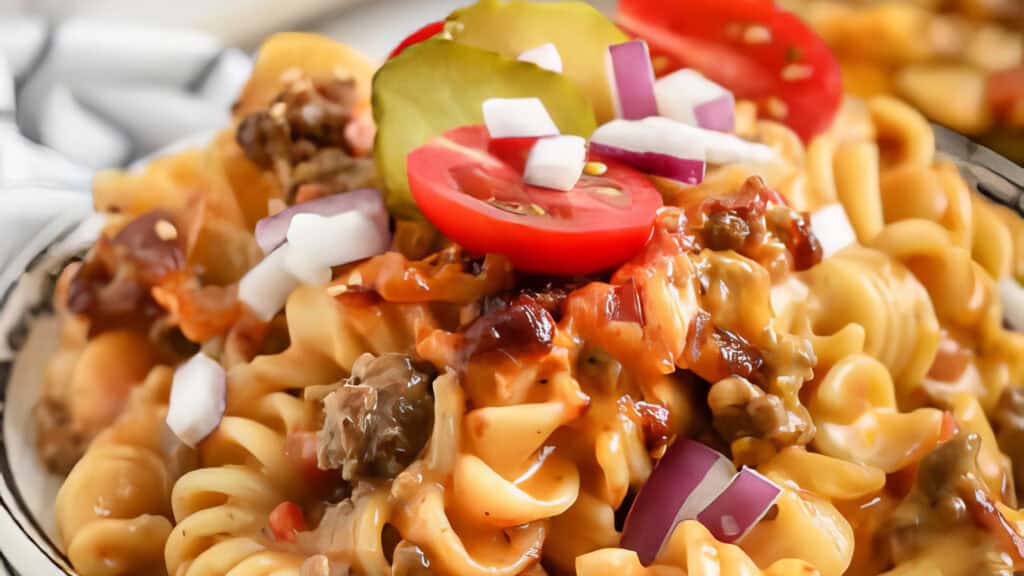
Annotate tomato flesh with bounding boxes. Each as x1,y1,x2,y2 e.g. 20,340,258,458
269,502,307,542
408,125,663,275
388,20,446,60
617,0,842,141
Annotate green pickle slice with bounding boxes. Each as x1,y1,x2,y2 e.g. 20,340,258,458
447,0,628,123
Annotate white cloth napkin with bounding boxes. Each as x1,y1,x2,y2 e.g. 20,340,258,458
0,18,255,270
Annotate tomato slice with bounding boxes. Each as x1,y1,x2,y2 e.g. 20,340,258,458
617,0,842,141
388,20,446,60
408,125,663,275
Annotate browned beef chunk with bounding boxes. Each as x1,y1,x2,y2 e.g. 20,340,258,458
317,353,434,481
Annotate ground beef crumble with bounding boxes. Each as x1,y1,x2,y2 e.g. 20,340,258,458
317,353,435,481
235,75,376,203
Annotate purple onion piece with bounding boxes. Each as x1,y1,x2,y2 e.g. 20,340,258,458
607,40,659,120
620,439,734,565
254,188,387,254
696,467,782,543
694,93,736,133
590,142,705,186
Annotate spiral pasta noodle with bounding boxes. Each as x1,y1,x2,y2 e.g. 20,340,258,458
36,26,1024,576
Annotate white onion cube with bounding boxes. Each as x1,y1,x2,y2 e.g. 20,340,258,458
1000,279,1024,332
655,69,735,133
523,135,586,192
166,353,226,448
810,203,857,258
284,210,390,285
483,97,559,139
517,43,563,73
238,245,300,321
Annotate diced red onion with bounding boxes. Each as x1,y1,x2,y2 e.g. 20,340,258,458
589,119,706,185
166,353,226,448
238,244,300,321
1000,279,1024,332
620,439,736,565
518,43,563,74
283,209,390,286
654,69,736,133
809,203,857,258
483,97,560,139
696,467,782,543
590,142,705,185
523,135,586,191
606,40,659,120
254,188,387,254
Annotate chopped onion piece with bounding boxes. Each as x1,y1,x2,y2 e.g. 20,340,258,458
654,69,735,133
166,353,226,448
696,467,782,543
620,439,736,565
283,210,390,286
523,135,586,191
590,142,705,185
238,244,300,321
606,40,658,120
590,118,706,185
482,97,559,139
1000,279,1024,332
254,188,388,254
517,43,563,74
810,203,857,258
592,117,775,176
644,117,775,165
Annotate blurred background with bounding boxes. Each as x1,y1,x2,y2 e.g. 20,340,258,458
0,0,1019,174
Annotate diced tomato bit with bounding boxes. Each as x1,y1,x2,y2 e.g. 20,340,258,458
939,411,959,444
389,20,446,60
988,66,1024,119
285,431,337,497
269,501,307,542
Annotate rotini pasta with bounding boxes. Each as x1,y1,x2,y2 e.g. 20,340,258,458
34,11,1024,576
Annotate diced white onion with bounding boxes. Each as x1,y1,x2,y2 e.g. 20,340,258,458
645,117,775,165
482,97,560,139
254,188,387,254
523,135,586,191
654,69,735,133
238,244,300,321
517,43,563,74
606,40,659,120
283,210,390,286
166,352,226,448
1000,279,1024,332
590,118,706,185
809,203,857,258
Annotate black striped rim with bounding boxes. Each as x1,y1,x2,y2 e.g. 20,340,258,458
0,222,82,575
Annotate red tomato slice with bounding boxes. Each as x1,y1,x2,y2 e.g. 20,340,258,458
388,20,446,60
487,137,541,173
269,501,307,542
408,126,663,275
617,0,842,141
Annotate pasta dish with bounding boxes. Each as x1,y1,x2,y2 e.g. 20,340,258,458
30,1,1024,575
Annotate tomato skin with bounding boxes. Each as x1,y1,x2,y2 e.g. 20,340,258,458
617,0,842,141
989,66,1024,118
388,20,446,60
269,502,307,542
408,125,663,275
